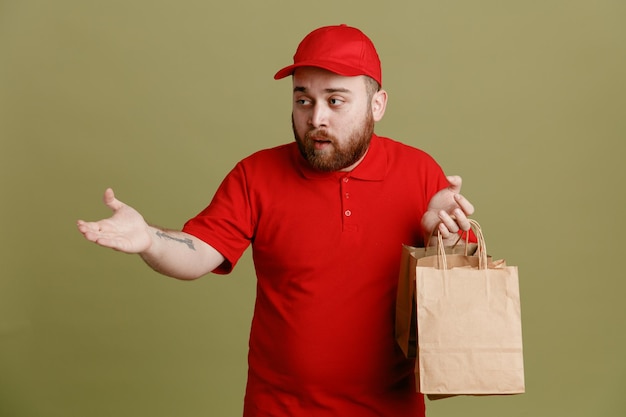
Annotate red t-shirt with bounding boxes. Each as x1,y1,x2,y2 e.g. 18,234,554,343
183,135,449,417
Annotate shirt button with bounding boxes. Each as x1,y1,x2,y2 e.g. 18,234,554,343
345,193,350,199
343,177,349,183
344,210,352,217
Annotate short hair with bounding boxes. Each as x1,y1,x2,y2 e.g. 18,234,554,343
365,76,381,101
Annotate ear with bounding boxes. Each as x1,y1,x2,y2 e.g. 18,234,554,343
371,89,388,122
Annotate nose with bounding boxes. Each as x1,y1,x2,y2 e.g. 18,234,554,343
309,103,328,128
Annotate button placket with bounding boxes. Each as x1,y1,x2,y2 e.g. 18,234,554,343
340,176,356,230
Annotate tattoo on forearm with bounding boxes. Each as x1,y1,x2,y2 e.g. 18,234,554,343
156,231,196,250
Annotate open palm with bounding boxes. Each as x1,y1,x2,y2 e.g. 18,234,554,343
77,188,152,253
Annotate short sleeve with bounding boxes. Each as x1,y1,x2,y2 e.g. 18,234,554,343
182,162,254,274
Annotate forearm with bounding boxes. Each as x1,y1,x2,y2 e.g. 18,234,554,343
140,226,225,280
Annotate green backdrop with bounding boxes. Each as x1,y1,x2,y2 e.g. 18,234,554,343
1,0,624,416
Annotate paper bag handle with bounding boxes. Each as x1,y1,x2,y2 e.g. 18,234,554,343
436,219,488,270
425,219,471,255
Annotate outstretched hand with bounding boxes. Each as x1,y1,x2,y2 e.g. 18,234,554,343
77,188,152,253
421,175,475,245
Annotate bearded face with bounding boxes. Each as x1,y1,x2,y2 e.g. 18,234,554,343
292,109,375,172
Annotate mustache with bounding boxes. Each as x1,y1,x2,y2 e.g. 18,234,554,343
304,129,335,142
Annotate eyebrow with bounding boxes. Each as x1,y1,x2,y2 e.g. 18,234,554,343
293,86,352,94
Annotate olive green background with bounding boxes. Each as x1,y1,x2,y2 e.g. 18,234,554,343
1,0,624,416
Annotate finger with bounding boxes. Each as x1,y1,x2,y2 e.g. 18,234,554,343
103,188,123,212
77,219,117,240
454,193,475,217
77,220,100,234
451,207,471,231
77,223,104,243
438,210,460,235
446,175,463,193
437,222,452,239
437,221,460,241
78,223,123,249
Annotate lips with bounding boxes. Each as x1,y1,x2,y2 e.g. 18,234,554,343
306,131,332,143
312,137,331,143
312,139,331,150
304,130,335,151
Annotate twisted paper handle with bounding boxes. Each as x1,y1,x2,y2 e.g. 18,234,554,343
435,219,487,270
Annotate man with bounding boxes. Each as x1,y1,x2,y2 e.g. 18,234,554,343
77,24,475,417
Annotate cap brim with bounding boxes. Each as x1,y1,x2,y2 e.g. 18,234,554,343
273,61,374,81
273,64,299,80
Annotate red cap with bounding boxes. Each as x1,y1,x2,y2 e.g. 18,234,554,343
274,24,382,86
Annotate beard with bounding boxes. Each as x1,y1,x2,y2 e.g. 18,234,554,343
292,111,375,172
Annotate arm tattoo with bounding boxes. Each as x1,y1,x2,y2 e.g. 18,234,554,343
156,231,196,250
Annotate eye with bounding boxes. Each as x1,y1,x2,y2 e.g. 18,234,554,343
295,97,312,106
329,97,345,106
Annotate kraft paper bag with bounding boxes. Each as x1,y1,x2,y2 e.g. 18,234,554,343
415,220,525,398
395,238,478,359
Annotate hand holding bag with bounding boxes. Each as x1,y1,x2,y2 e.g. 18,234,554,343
414,219,525,397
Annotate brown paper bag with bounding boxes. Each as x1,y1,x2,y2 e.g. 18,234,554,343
414,220,525,397
395,239,478,358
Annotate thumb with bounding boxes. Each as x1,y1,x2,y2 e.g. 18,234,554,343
102,188,124,212
446,175,463,193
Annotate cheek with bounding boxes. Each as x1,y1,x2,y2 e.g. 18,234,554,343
337,113,360,134
292,111,309,132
